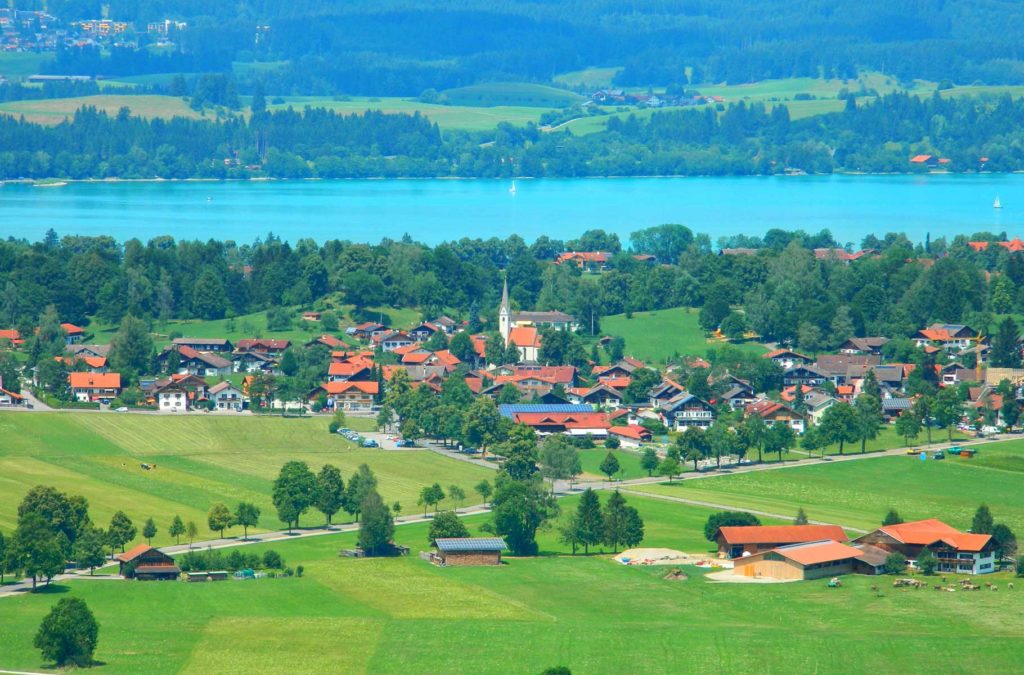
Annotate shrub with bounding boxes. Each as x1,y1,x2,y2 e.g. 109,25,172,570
1016,555,1024,577
604,435,621,449
328,420,340,434
916,547,937,575
262,550,284,569
296,565,304,577
884,551,907,575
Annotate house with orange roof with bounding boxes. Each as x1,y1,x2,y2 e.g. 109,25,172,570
745,399,806,433
305,334,345,349
61,322,85,345
909,154,938,166
763,349,812,369
310,380,379,412
715,524,849,558
57,354,107,373
732,540,863,581
0,375,23,406
0,328,24,347
853,519,996,574
566,383,624,408
409,322,443,342
555,251,611,271
609,424,653,443
511,411,611,436
508,326,541,362
913,323,978,353
328,361,373,382
69,372,121,403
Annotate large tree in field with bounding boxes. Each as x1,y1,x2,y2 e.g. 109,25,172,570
344,464,378,522
704,511,761,542
106,511,136,554
933,387,964,441
602,490,644,553
34,597,100,668
315,464,345,527
539,435,582,489
817,402,858,455
109,315,154,381
272,461,317,531
853,394,883,452
72,527,106,575
358,489,394,556
573,488,604,554
427,510,470,545
234,502,260,540
12,512,66,589
490,475,558,556
207,502,234,538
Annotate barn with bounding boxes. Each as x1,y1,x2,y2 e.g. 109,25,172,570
433,538,507,566
732,540,861,581
715,524,849,558
117,544,181,580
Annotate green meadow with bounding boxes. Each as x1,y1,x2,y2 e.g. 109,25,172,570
578,447,650,481
0,413,492,544
1,497,1021,673
630,450,1024,533
602,307,767,364
0,94,202,125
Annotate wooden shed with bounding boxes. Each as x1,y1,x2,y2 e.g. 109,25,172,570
116,544,180,580
433,537,507,566
732,540,860,581
716,524,849,558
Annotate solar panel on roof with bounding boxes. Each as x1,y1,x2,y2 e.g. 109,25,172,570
435,537,507,552
498,404,592,418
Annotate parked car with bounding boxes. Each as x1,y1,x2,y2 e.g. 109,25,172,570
933,451,945,460
396,439,417,448
115,406,128,413
362,439,379,448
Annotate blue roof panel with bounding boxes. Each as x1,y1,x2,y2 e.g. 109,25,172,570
435,537,508,552
499,403,592,418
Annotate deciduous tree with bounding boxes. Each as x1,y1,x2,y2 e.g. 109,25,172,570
34,597,99,667
234,502,261,540
207,502,234,538
315,464,345,526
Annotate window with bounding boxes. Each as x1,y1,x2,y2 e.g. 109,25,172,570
980,563,992,570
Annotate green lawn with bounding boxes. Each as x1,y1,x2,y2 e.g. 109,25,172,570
1,496,1021,673
629,451,1024,533
809,425,969,458
440,82,584,108
553,66,623,89
0,94,202,125
602,307,766,364
578,447,650,481
267,95,554,131
0,52,54,80
0,413,491,544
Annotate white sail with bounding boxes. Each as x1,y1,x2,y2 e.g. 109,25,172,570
994,196,1002,209
509,180,517,194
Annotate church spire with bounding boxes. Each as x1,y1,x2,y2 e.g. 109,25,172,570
499,272,511,345
500,272,510,314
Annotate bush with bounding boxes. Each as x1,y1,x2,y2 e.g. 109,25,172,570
884,551,907,575
604,436,621,449
916,547,937,575
262,550,284,569
296,565,304,577
703,511,760,542
328,420,340,434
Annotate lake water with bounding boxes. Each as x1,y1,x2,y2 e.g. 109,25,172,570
2,174,1023,245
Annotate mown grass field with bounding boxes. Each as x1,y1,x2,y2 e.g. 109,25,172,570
0,413,491,544
1,496,1021,673
440,82,584,108
630,449,1024,533
602,307,767,364
267,95,554,131
0,52,54,80
553,66,622,89
0,94,202,125
578,447,649,480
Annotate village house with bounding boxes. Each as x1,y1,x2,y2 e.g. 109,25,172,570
0,328,24,347
145,374,208,412
648,379,686,407
311,380,379,411
509,411,611,437
717,375,756,410
117,544,180,580
715,524,849,559
745,399,806,433
236,338,291,356
764,349,813,370
782,365,827,389
609,424,653,444
171,337,233,353
659,393,715,431
0,376,23,406
209,380,246,411
837,337,889,355
57,354,107,373
69,372,121,403
853,519,996,575
913,324,979,353
376,331,416,352
814,354,882,386
232,350,280,374
566,383,625,408
409,322,444,342
67,344,110,359
327,361,374,382
555,251,611,272
305,334,346,349
349,322,386,340
430,316,459,334
159,345,232,377
61,322,85,345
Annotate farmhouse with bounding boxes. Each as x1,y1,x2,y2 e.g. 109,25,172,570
117,544,180,580
837,337,889,355
432,537,507,566
0,378,23,406
555,251,610,271
236,338,291,356
61,322,85,344
159,345,232,377
732,540,861,581
69,372,121,403
764,349,812,369
0,328,24,347
744,399,806,433
209,380,246,411
659,393,715,431
913,324,978,352
172,337,233,352
311,380,379,411
853,519,996,574
715,524,848,558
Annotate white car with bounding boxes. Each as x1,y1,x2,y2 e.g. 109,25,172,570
115,407,129,413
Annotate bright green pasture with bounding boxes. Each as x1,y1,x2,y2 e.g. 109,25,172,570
602,307,766,363
267,95,552,131
1,499,1021,673
0,94,201,125
578,447,649,480
0,413,491,542
553,66,622,89
0,52,54,80
629,452,1024,533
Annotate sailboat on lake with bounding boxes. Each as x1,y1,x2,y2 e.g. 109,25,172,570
994,196,1003,209
509,180,517,195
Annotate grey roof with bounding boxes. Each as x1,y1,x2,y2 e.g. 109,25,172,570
511,311,576,324
499,403,592,418
173,337,230,346
435,537,507,553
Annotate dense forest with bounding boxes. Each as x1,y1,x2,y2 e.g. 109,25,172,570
2,224,1021,363
4,92,1024,179
17,1,1024,92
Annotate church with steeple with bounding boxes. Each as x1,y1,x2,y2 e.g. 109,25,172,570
497,275,578,363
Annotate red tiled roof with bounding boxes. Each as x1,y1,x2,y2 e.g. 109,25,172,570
879,519,991,552
773,540,861,566
0,329,22,342
319,381,379,395
116,543,153,563
764,349,809,360
311,334,345,347
328,362,370,377
512,412,610,430
61,322,84,335
402,351,433,364
509,326,541,349
555,251,610,265
599,377,632,390
609,424,652,440
432,350,461,367
910,154,932,163
69,372,121,389
237,338,290,351
717,525,848,545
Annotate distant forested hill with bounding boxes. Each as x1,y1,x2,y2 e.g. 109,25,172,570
20,1,1024,93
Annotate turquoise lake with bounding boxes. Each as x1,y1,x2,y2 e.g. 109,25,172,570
2,174,1023,245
